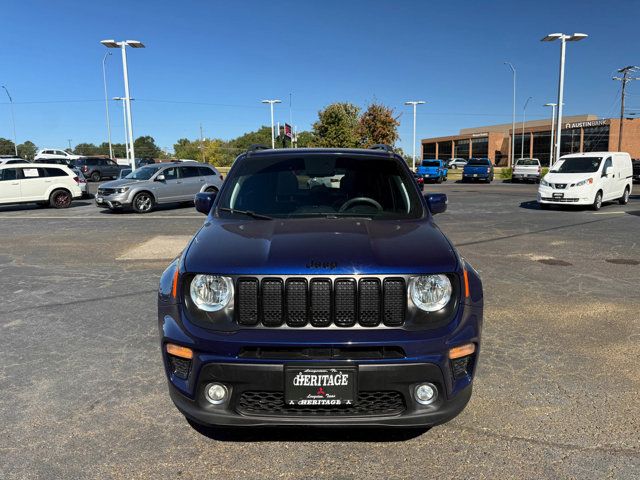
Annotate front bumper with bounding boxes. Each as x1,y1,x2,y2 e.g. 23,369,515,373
168,361,473,427
537,186,593,205
95,192,131,209
463,173,490,179
512,173,540,181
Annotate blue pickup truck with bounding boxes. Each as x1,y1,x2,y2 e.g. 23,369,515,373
158,145,483,429
417,159,448,183
462,158,494,183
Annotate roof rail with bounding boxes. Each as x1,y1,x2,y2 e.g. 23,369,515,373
370,144,394,153
247,144,270,152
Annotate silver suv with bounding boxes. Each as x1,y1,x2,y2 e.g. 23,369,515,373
95,162,223,213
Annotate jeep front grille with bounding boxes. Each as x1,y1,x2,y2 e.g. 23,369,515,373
235,277,406,328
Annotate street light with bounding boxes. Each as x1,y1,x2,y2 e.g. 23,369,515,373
101,39,145,167
541,32,587,164
544,103,558,166
1,86,18,156
261,99,281,149
102,52,114,159
114,97,134,161
504,62,516,168
521,96,532,159
404,100,426,171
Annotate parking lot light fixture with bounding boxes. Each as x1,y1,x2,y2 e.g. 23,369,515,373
544,103,557,166
114,97,134,161
2,86,18,156
504,62,516,168
541,32,588,164
101,39,146,168
261,99,281,149
521,96,532,159
404,100,426,171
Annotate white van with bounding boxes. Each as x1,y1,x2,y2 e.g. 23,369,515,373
0,163,83,208
538,152,633,210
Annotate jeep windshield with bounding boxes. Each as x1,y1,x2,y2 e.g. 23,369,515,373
125,166,158,180
218,154,423,219
552,157,602,173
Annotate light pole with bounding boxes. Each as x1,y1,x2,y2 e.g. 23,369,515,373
404,100,426,171
102,52,114,159
542,32,588,164
1,86,18,156
101,40,145,168
544,103,557,166
521,96,532,159
261,99,281,148
114,97,134,161
504,62,516,168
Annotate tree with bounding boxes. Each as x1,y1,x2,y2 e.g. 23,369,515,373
358,102,400,148
0,138,16,155
133,135,161,158
295,131,314,148
173,138,201,160
311,103,360,148
74,143,99,156
17,141,37,160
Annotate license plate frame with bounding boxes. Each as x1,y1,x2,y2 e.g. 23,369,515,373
552,192,564,199
284,366,357,407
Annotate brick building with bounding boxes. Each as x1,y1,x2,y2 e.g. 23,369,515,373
421,115,640,166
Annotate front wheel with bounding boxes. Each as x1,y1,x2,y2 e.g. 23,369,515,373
592,191,603,211
132,192,154,213
49,189,72,209
619,187,630,205
90,171,101,182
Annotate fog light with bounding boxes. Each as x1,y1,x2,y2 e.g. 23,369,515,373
204,383,228,405
415,383,437,405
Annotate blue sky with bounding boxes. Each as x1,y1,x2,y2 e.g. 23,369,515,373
1,0,638,154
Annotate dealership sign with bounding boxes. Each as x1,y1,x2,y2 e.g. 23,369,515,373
564,119,609,129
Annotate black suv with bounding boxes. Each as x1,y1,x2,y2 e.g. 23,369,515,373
72,157,122,182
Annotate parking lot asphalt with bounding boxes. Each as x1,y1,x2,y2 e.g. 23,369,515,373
1,181,639,479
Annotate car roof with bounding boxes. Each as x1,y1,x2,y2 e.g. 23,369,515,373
240,147,402,161
1,162,70,168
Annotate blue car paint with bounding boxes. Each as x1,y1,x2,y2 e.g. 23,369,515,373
158,147,484,427
416,159,448,182
462,159,494,181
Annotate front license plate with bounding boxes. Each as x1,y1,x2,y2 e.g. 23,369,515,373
553,193,564,199
285,367,357,406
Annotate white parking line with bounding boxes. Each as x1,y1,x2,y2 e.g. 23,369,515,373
592,211,627,215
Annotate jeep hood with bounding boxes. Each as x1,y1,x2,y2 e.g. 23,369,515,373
184,218,458,275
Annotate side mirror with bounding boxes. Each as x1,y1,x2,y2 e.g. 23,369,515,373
604,166,613,177
155,174,165,182
194,191,216,215
426,193,447,215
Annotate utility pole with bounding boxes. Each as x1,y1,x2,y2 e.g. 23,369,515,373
521,96,532,159
613,66,639,152
1,86,18,156
504,62,516,168
200,123,205,163
261,99,281,148
67,139,72,151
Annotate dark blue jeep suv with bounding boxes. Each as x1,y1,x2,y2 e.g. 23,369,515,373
158,146,483,428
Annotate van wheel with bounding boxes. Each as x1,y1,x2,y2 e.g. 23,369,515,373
592,191,603,211
50,189,72,209
619,187,630,205
90,171,101,182
205,187,218,194
132,192,154,213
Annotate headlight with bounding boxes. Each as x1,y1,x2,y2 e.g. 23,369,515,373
574,178,593,187
116,187,129,193
190,275,233,311
540,178,550,187
409,275,452,312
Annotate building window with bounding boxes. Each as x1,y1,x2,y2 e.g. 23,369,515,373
559,128,581,156
454,139,470,159
582,125,609,152
514,133,531,160
438,141,452,159
422,142,436,159
532,130,552,166
471,137,488,158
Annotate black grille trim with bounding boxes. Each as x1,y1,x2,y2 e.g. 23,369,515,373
358,278,381,327
238,346,406,360
237,391,405,416
309,279,332,327
261,279,284,327
236,278,259,326
383,278,406,326
285,278,308,327
334,278,357,327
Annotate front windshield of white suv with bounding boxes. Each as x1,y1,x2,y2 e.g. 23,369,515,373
552,157,602,173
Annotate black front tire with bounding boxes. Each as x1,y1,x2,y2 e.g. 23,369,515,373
619,187,630,205
49,189,72,209
592,191,603,211
132,192,154,213
90,171,101,182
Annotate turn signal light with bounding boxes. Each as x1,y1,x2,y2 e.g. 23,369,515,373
463,267,470,298
166,343,193,359
171,267,179,298
449,343,475,359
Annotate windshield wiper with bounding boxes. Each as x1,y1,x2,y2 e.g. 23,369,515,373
218,207,273,220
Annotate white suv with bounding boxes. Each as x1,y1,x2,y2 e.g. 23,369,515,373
34,149,81,162
0,163,83,208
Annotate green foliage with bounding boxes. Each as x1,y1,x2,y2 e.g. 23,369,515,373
312,103,361,148
17,141,37,160
74,143,99,156
499,167,512,179
295,131,314,148
0,137,16,155
133,135,161,158
358,102,400,148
